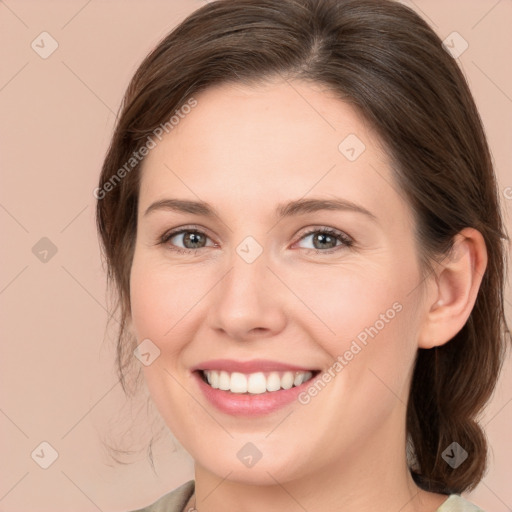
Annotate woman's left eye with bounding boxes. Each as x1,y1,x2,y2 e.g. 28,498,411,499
295,227,354,253
159,226,353,254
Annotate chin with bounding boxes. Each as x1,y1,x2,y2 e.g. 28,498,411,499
194,441,315,486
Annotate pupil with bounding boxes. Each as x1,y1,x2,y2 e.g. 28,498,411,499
315,233,335,249
185,232,204,248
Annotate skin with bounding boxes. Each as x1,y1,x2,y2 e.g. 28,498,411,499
129,79,487,512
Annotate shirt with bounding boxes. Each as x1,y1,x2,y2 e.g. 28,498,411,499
128,480,486,512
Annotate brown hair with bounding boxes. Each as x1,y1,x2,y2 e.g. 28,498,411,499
96,0,510,494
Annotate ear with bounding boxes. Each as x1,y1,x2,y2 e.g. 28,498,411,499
417,227,488,349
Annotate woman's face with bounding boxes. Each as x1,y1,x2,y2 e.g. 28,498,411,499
130,79,428,485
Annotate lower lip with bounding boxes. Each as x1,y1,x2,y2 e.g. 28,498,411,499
193,371,316,416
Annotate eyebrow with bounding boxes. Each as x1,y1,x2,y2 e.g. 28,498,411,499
143,197,378,223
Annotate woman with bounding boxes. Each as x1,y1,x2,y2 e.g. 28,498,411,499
95,0,510,511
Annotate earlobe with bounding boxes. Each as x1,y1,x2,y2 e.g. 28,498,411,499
417,228,488,349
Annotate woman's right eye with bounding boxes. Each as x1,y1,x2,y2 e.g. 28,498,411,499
160,228,214,254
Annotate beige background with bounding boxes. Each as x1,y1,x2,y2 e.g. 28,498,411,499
0,1,511,511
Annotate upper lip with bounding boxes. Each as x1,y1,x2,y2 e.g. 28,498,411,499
192,359,318,373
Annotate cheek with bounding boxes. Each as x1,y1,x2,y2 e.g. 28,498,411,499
296,279,417,453
328,289,419,418
278,260,406,347
287,259,419,391
129,266,165,342
129,259,200,436
129,257,198,342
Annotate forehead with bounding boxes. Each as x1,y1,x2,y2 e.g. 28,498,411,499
138,79,410,227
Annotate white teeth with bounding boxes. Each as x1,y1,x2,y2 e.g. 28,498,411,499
293,372,304,386
266,372,281,392
247,372,267,394
304,371,313,382
230,372,247,393
218,371,230,390
209,370,220,389
281,371,294,389
202,369,315,394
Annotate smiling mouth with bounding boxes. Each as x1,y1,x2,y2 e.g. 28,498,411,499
197,369,320,394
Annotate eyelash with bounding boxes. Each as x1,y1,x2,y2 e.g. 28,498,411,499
158,225,354,255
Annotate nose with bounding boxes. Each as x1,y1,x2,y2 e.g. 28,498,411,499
206,246,287,341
